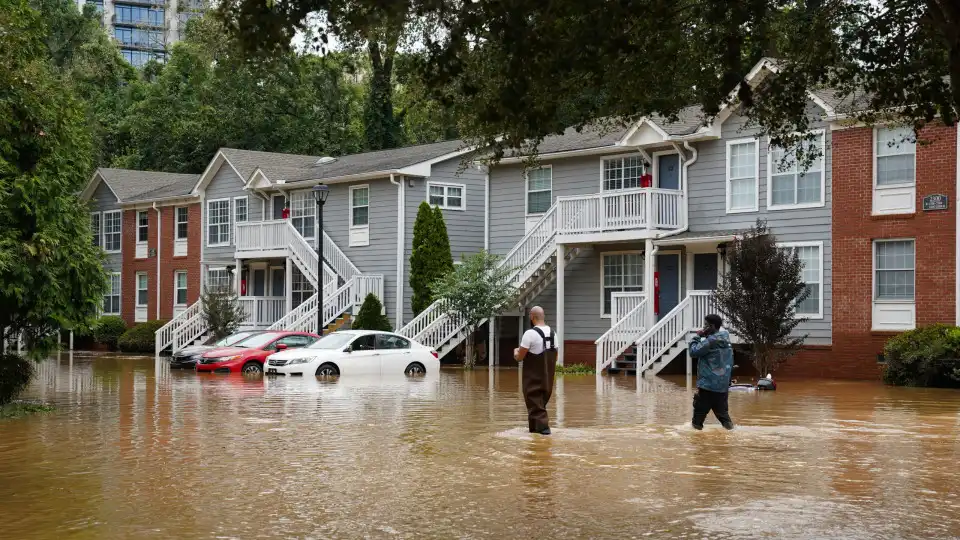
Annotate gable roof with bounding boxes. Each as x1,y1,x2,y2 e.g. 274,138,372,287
81,168,200,204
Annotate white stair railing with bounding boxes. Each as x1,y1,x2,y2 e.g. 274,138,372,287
595,297,648,372
634,296,693,374
172,309,208,354
268,293,316,331
352,274,385,308
611,292,647,326
155,300,201,355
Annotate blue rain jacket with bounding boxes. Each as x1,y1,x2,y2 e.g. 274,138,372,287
689,328,733,392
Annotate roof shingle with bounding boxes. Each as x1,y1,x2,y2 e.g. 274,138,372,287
97,168,200,202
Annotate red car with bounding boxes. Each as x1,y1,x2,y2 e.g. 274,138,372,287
196,331,321,374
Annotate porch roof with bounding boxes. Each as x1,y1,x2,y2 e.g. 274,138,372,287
654,229,742,246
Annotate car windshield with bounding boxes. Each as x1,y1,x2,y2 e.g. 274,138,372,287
215,331,258,347
307,332,358,350
233,332,284,349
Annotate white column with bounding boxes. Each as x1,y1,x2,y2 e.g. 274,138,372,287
556,243,565,366
488,316,496,367
285,257,293,315
645,239,656,326
555,376,564,427
69,331,74,351
235,259,242,295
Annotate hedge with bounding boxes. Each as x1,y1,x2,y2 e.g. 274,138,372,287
118,320,168,353
352,293,391,331
93,316,127,351
883,324,960,388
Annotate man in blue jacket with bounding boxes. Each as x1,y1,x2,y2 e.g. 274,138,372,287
689,314,734,430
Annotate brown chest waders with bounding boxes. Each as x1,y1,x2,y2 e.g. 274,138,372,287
522,327,557,433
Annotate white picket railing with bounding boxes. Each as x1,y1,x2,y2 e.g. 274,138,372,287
268,293,317,332
632,290,716,374
555,188,684,235
155,300,201,355
611,292,647,326
238,297,286,328
172,309,207,353
352,274,385,307
595,297,649,372
236,220,287,252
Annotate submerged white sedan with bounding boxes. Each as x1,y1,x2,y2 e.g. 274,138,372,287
263,330,440,377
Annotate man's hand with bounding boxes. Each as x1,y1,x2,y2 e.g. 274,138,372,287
513,348,520,362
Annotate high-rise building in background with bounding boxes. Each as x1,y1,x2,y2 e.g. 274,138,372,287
78,0,207,67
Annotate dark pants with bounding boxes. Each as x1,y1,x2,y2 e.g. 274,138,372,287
692,388,733,429
522,351,556,433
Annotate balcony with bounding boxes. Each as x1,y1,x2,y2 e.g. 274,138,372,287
238,297,285,329
553,188,686,243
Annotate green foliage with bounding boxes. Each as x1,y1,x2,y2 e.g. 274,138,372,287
118,320,168,353
555,363,595,375
1,401,54,419
0,353,34,406
409,202,453,315
352,293,392,331
0,0,108,357
201,289,247,340
883,324,960,388
713,220,808,375
93,316,127,351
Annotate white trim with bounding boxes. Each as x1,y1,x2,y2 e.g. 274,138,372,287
725,137,760,214
271,194,285,220
651,150,680,189
79,170,122,203
600,152,648,192
135,271,149,322
617,117,671,146
766,130,827,211
776,241,825,320
136,209,149,244
102,209,122,253
174,206,189,240
349,184,370,247
232,196,249,243
191,150,245,195
524,165,553,217
872,126,917,215
103,272,122,316
655,250,683,316
174,270,188,307
599,250,645,318
90,212,102,250
206,197,231,247
872,238,917,331
426,181,467,210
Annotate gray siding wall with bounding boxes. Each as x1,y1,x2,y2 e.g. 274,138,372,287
91,181,122,273
202,163,265,264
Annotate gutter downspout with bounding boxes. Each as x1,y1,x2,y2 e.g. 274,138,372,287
484,168,490,251
956,125,959,325
390,174,404,329
154,202,161,320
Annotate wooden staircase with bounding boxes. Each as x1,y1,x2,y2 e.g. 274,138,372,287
323,314,351,335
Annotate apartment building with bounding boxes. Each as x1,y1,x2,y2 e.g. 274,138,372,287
81,168,202,327
79,0,207,67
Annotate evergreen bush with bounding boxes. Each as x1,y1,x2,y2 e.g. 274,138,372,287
118,320,168,353
0,354,34,406
409,201,453,315
883,324,960,388
93,316,127,351
352,293,392,331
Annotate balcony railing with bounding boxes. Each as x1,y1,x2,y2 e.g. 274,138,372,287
238,297,286,328
555,188,685,237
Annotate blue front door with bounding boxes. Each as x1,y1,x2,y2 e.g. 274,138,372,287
657,154,680,190
657,254,680,319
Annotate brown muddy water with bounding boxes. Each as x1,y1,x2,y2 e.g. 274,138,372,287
1,353,960,539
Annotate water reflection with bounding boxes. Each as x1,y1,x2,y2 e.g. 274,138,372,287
2,354,960,538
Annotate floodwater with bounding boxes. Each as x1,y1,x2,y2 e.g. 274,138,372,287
2,354,960,539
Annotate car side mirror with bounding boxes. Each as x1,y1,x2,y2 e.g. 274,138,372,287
276,343,288,351
344,346,352,353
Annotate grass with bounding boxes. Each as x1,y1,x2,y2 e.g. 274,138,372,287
0,401,55,419
555,363,596,375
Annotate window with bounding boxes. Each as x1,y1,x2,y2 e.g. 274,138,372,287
233,197,248,242
778,243,823,318
290,191,315,239
876,127,916,187
136,273,148,307
603,156,643,191
350,334,377,351
86,0,104,13
90,213,101,248
875,240,915,300
291,267,314,307
103,273,121,315
427,182,465,210
206,268,231,293
768,132,825,209
526,167,552,214
175,271,188,306
377,334,410,350
121,50,165,68
137,211,149,243
275,335,316,349
176,207,188,240
103,210,121,252
601,252,644,316
114,28,163,48
115,5,164,26
726,139,759,213
351,186,370,226
207,199,230,246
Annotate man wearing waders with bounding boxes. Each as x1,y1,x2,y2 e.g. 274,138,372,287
513,306,557,435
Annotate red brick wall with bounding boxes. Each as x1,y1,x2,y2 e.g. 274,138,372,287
158,204,202,320
808,123,959,379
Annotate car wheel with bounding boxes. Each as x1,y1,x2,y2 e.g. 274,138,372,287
241,362,263,375
315,363,340,377
404,362,426,376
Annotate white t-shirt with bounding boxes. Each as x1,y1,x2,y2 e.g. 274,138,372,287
520,325,557,355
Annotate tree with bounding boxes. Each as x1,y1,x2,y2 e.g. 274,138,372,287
201,290,247,339
0,0,108,401
352,293,392,331
712,220,809,375
430,251,516,369
409,202,453,316
217,0,960,160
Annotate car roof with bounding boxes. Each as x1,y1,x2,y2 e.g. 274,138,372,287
330,330,401,336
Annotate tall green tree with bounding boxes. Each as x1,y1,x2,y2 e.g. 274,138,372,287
409,201,453,316
0,0,107,364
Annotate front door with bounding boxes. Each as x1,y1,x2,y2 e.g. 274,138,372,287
252,269,266,297
693,253,719,291
270,268,285,297
272,195,285,220
657,154,680,190
657,253,680,319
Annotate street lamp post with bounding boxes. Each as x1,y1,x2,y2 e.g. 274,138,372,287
312,183,330,335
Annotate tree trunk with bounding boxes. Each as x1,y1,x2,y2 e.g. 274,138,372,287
464,326,475,370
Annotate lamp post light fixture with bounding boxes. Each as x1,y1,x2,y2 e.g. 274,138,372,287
312,183,330,335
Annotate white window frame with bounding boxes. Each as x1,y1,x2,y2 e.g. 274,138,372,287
776,241,824,320
90,212,102,249
205,267,231,293
174,270,188,307
725,138,760,214
102,210,122,253
135,272,148,322
175,206,189,241
136,210,149,244
767,130,826,211
290,190,316,240
599,251,645,318
233,196,248,243
206,198,231,247
349,185,370,247
103,272,121,315
525,165,553,217
601,154,646,192
872,126,917,215
872,238,917,331
426,181,466,210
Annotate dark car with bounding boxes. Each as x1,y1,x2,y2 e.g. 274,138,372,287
169,331,264,369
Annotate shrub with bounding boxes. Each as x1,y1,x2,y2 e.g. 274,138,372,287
0,353,34,406
118,320,168,353
352,293,392,331
555,363,595,375
93,316,127,351
409,202,454,316
883,324,960,388
202,290,247,340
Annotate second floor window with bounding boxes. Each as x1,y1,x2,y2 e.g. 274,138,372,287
137,211,149,243
176,207,188,240
526,167,552,214
351,186,370,227
103,210,121,252
290,191,315,239
91,213,101,248
769,133,825,209
428,182,465,210
207,199,230,246
726,139,759,213
876,127,916,187
233,197,248,242
603,156,643,191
